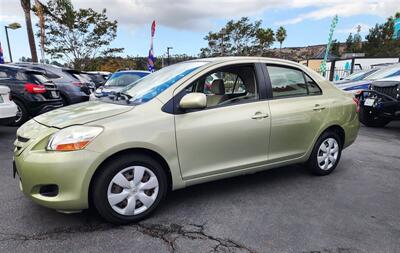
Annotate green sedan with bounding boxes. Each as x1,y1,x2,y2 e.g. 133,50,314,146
13,57,359,224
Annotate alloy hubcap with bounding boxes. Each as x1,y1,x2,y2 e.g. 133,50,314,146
317,138,339,171
107,166,159,216
15,105,22,123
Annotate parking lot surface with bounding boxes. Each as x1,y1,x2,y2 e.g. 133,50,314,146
0,123,399,253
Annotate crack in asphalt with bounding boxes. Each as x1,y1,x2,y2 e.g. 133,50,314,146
136,222,257,253
0,222,257,253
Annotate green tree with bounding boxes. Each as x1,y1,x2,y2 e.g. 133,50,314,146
275,26,287,51
330,39,340,56
256,28,275,56
345,33,354,53
20,0,38,62
363,12,400,56
200,17,262,56
40,0,123,69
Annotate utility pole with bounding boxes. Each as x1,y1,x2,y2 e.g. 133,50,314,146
167,47,173,66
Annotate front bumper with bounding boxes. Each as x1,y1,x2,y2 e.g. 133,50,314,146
14,147,100,212
0,116,16,125
356,90,400,119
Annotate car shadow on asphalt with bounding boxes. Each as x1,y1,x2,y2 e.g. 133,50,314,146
25,164,310,226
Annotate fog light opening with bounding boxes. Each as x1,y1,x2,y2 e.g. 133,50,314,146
39,185,59,197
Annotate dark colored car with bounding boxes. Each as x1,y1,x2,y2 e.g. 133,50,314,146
0,65,62,125
13,63,92,106
84,71,110,88
357,75,400,127
93,70,150,98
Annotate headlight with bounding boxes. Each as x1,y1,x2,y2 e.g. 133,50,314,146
47,126,103,151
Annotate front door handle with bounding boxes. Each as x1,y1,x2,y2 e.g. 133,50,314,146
313,104,326,111
251,112,269,119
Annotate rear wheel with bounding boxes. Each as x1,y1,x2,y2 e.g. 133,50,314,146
91,154,168,224
11,100,29,126
359,107,391,128
307,131,342,176
60,95,69,106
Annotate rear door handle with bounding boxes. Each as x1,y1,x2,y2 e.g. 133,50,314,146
251,112,269,119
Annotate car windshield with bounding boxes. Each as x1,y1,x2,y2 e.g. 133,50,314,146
366,65,400,80
345,69,377,81
123,61,208,105
105,72,148,87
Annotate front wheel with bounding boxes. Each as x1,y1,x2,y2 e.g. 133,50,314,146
91,154,168,224
307,131,342,176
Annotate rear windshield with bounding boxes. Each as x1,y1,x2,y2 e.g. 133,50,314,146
32,74,50,84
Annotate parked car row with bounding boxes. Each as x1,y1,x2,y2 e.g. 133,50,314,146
335,63,400,127
0,63,149,126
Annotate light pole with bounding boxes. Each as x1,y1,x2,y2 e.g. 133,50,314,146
167,47,173,66
4,22,21,62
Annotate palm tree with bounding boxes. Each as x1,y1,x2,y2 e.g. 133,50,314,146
256,28,275,56
276,26,287,51
21,0,38,62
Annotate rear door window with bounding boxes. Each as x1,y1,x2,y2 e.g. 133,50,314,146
266,65,322,98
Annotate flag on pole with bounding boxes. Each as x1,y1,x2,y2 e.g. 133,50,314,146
147,20,156,72
0,42,4,64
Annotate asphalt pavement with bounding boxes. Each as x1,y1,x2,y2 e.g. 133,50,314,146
0,122,399,253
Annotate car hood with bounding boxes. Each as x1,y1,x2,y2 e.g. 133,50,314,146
336,80,372,90
34,101,133,128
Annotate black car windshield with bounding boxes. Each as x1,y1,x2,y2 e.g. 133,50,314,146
122,61,208,105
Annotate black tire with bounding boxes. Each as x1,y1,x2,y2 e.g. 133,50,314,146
307,131,342,176
91,154,168,224
359,107,391,128
60,94,69,106
11,100,29,126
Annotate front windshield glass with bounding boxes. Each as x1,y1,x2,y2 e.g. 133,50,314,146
366,65,400,80
105,72,147,87
123,61,208,104
345,70,369,80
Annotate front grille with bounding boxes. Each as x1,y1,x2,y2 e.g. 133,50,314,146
372,84,399,100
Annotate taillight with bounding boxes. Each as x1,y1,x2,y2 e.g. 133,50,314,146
73,82,82,87
353,97,360,113
24,83,46,94
9,93,12,101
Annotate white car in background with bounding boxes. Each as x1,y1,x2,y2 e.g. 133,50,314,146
0,85,18,125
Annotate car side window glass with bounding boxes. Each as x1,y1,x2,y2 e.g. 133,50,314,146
267,66,308,98
305,74,322,95
15,71,28,81
185,65,258,108
0,71,8,79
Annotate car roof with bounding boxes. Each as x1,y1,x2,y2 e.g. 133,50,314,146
0,64,45,74
376,75,400,82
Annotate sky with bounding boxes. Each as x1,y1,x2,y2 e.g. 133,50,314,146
0,0,398,63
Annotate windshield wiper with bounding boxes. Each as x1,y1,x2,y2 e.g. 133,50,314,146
109,91,132,104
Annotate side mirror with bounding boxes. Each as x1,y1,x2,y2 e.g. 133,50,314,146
179,93,207,110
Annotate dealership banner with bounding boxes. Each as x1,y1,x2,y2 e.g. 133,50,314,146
147,20,156,72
